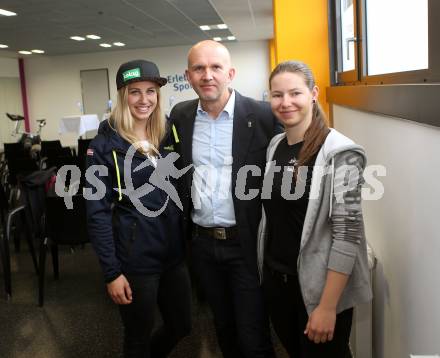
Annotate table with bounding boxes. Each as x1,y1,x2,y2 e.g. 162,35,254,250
59,114,100,137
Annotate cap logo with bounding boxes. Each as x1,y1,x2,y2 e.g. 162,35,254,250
122,68,141,82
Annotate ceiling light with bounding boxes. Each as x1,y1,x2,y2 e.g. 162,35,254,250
113,42,125,46
217,24,228,29
213,37,222,42
18,51,32,55
0,44,8,48
31,49,45,54
100,43,112,48
0,9,17,16
70,36,85,41
227,36,236,41
86,35,101,40
199,25,211,31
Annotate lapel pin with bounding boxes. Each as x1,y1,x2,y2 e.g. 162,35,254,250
248,121,252,128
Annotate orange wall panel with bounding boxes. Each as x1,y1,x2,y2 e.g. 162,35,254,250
272,0,330,116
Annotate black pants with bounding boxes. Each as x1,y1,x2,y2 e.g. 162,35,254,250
191,233,274,358
118,263,192,358
263,265,353,358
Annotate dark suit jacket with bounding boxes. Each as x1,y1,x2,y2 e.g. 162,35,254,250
169,91,282,274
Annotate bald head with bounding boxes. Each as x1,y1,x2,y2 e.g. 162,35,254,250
185,40,235,108
187,40,232,68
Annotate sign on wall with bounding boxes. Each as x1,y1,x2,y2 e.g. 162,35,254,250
166,73,192,93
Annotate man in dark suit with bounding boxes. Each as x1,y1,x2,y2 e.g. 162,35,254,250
169,40,281,358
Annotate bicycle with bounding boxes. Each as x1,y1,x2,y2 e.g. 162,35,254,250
6,113,46,155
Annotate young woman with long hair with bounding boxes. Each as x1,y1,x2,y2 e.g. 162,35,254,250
86,60,191,358
258,60,372,357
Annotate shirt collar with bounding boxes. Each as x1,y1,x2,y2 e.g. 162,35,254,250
197,89,235,120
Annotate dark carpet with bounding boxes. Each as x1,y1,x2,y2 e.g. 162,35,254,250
0,242,287,358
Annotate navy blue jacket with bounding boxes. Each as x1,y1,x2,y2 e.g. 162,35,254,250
86,120,184,282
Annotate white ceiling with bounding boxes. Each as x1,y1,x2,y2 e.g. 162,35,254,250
0,0,273,57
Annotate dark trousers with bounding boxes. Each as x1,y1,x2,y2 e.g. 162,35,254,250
263,265,353,358
191,233,274,358
119,263,192,358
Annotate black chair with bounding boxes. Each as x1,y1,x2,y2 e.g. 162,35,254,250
0,151,8,195
0,182,10,297
38,194,88,306
41,140,73,169
77,138,92,160
0,181,38,299
45,153,76,171
3,141,39,187
77,138,92,168
3,142,28,162
2,142,39,253
40,140,63,158
77,138,92,188
7,157,39,186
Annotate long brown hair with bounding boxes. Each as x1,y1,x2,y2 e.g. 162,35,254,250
269,60,329,168
109,84,166,155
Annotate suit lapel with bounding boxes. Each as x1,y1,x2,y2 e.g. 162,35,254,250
232,92,255,175
179,101,197,169
178,101,197,190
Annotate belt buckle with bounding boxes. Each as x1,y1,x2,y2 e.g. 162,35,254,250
213,227,227,240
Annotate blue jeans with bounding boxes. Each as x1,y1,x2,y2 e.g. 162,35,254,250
119,263,192,358
191,233,274,358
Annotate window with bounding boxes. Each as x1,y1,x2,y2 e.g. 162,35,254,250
341,0,355,72
334,0,359,83
328,0,440,129
366,0,428,76
331,0,438,85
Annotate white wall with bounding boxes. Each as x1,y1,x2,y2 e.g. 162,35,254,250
0,78,23,146
0,57,22,147
0,57,19,77
333,105,440,358
23,40,270,146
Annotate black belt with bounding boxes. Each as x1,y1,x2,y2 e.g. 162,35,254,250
194,224,237,240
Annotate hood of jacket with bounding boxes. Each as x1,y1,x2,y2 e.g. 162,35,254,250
266,128,366,165
318,128,366,166
95,119,126,152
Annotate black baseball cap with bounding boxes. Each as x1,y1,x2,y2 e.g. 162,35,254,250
116,59,167,89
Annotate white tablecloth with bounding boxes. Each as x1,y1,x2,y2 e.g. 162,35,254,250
59,114,100,137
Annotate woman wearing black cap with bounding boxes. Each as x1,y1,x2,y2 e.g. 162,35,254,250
86,59,191,357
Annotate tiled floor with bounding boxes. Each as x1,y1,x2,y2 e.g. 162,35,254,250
0,243,287,358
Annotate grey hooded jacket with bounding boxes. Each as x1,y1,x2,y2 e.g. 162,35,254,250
257,129,373,315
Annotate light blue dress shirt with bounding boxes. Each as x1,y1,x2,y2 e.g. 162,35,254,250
191,90,236,227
